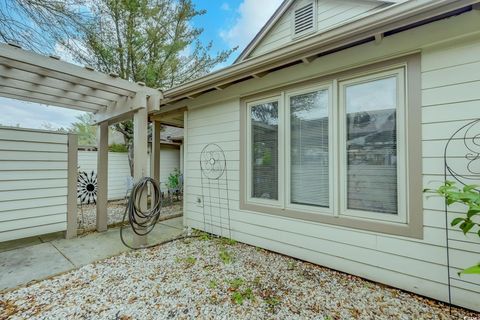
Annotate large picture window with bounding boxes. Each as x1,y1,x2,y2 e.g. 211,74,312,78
241,55,421,238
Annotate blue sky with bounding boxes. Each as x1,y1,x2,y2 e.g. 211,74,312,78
1,0,283,130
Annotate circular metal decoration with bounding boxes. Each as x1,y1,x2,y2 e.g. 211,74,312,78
445,119,480,187
77,170,98,204
200,143,226,180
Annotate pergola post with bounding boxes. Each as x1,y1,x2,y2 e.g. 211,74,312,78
133,106,149,247
151,120,161,202
96,122,108,232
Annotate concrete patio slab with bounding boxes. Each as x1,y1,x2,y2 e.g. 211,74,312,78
0,217,184,292
0,242,74,291
158,216,183,230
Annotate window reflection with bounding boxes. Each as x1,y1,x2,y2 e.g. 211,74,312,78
345,77,398,214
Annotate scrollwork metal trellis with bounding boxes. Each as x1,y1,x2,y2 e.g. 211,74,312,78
199,143,232,239
443,118,480,308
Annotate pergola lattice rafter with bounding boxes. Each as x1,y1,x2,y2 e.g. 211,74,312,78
0,43,162,122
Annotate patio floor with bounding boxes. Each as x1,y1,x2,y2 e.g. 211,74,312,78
0,217,183,291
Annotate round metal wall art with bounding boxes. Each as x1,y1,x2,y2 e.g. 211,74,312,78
200,143,227,180
77,170,98,204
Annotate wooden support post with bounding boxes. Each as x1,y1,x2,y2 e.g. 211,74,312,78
152,120,161,184
66,133,78,239
133,106,149,247
182,110,188,228
96,122,108,232
151,120,161,205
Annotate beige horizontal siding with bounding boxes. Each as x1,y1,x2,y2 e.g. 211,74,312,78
0,127,69,242
183,12,480,312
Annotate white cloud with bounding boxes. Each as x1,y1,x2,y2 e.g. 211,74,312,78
0,97,86,130
220,0,283,51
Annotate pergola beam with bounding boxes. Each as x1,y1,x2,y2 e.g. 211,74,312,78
0,86,106,112
94,91,147,124
0,65,121,101
0,44,156,96
0,92,100,113
0,76,111,107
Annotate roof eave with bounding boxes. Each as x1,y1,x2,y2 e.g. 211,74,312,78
162,0,478,105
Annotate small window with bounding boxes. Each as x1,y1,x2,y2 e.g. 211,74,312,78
293,2,315,37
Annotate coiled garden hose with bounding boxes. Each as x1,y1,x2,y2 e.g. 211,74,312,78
120,177,198,250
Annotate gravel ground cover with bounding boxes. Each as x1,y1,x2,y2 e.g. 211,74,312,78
0,235,477,320
77,200,182,232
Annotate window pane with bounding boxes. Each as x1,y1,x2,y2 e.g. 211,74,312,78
251,101,279,200
345,77,398,214
290,90,329,207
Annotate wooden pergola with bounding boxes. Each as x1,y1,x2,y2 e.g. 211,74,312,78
0,43,166,242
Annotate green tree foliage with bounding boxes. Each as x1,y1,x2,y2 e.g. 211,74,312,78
63,0,235,173
65,0,234,89
70,113,97,146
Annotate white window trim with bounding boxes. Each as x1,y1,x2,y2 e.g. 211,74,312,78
338,68,407,224
284,83,334,215
245,95,284,208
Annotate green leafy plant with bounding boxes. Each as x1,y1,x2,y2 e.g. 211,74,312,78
208,280,218,289
219,249,234,264
176,256,196,267
219,237,237,246
228,278,254,305
198,232,212,241
229,278,244,289
424,181,480,275
108,143,128,152
166,168,181,190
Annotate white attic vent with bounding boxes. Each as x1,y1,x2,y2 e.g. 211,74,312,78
293,2,315,36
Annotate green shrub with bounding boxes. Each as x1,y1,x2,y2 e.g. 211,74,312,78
424,181,480,275
108,143,128,152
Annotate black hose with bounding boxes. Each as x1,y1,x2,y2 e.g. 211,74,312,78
120,177,199,250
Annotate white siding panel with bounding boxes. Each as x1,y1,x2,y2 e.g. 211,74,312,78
184,29,480,311
78,147,181,200
0,127,69,242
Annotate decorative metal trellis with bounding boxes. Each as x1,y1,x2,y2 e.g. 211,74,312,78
199,143,232,239
77,170,98,204
443,118,480,307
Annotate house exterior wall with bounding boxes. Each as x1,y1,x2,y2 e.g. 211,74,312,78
249,0,385,59
182,10,480,311
0,127,69,241
78,145,181,200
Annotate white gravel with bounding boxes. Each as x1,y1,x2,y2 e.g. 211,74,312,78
0,236,477,320
77,200,183,232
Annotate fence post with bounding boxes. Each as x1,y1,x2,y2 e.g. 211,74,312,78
66,133,78,239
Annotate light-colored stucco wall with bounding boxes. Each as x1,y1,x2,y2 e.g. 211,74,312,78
182,10,480,311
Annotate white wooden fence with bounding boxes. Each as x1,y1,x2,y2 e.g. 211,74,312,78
0,127,76,242
77,144,180,201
